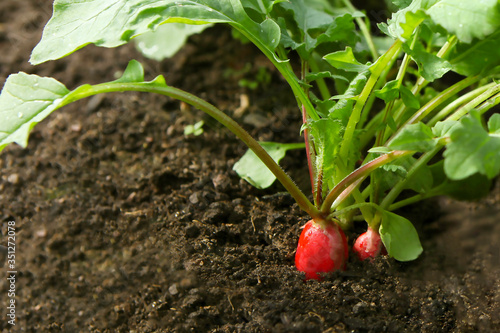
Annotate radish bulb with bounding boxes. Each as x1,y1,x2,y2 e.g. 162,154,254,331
295,219,348,280
353,226,385,261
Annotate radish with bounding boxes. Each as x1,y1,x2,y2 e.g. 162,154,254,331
295,219,348,280
353,226,385,261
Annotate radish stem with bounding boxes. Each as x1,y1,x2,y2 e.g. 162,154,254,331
320,150,410,215
338,40,403,174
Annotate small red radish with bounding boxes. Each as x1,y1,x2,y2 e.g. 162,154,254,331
295,219,348,280
353,226,385,261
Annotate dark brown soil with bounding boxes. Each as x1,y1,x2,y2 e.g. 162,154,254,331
0,1,499,332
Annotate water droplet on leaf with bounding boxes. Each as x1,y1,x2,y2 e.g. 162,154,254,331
18,112,23,118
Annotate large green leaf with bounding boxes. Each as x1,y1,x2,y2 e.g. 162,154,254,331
429,160,492,201
274,0,334,55
431,119,459,137
328,70,369,126
380,0,500,45
427,0,500,44
402,41,451,82
399,85,420,110
244,0,286,15
0,60,149,152
315,13,359,48
135,23,212,60
378,0,429,41
448,30,500,76
380,210,423,261
0,73,69,150
374,80,400,103
444,111,500,180
390,0,413,9
232,142,304,189
375,155,433,194
323,47,369,72
30,0,281,64
388,122,437,152
307,118,345,192
272,0,360,60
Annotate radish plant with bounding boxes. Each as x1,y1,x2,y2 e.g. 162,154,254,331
1,0,500,279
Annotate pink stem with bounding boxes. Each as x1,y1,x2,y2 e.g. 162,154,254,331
302,105,319,204
320,150,410,215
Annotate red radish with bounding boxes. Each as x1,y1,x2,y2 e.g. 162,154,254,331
295,219,348,280
353,226,386,261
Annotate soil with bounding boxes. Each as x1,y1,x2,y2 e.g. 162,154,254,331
0,1,499,332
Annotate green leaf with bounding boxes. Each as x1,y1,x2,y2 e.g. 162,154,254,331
113,59,145,83
315,13,359,47
0,60,156,152
431,120,459,137
375,161,408,196
135,23,212,61
403,158,433,193
305,71,349,83
429,160,492,201
388,122,436,152
386,116,398,132
232,142,304,189
376,155,433,194
323,47,369,72
329,94,358,100
403,41,451,82
30,0,281,65
0,73,69,151
399,10,428,40
328,70,369,126
399,85,420,109
443,173,492,200
184,120,204,136
307,118,344,192
308,92,335,116
368,146,392,154
444,111,500,180
273,0,358,57
380,1,429,41
427,0,500,44
273,0,337,57
244,0,286,15
488,114,500,134
374,80,400,103
380,210,423,261
448,30,500,76
391,0,413,9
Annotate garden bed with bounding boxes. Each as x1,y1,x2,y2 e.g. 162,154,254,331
0,1,498,332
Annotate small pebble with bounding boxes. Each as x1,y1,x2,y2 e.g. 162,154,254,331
7,173,19,184
169,284,178,295
70,123,82,132
353,301,367,314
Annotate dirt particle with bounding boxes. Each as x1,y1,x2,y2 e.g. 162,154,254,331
169,284,179,295
185,224,200,238
7,173,19,184
202,201,231,224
